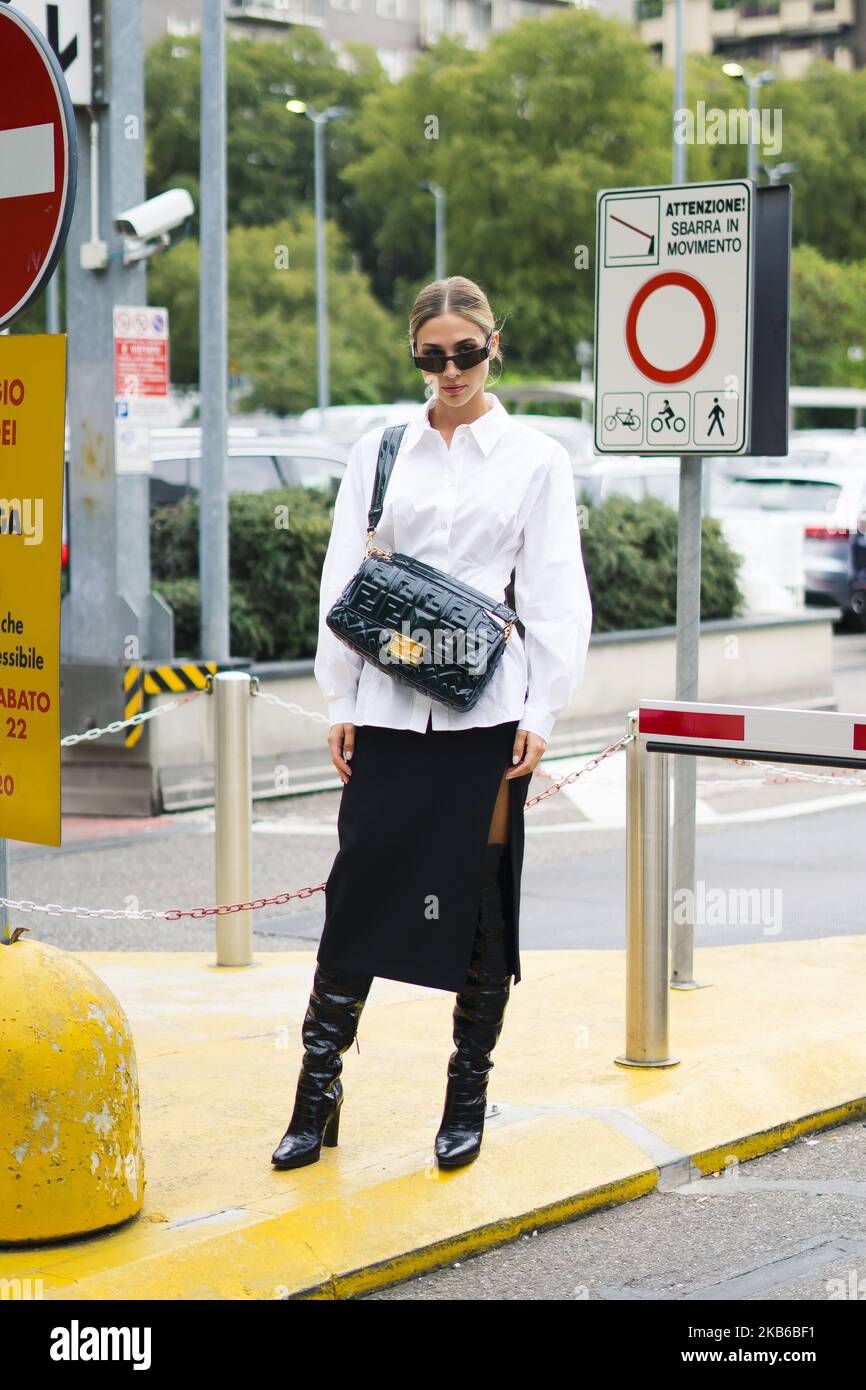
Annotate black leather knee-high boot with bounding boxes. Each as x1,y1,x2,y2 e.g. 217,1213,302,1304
435,841,512,1170
271,963,373,1170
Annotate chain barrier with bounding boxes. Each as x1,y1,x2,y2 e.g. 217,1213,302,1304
60,690,204,746
251,685,330,725
38,695,866,925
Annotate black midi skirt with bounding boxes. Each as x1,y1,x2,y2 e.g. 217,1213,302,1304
316,712,530,993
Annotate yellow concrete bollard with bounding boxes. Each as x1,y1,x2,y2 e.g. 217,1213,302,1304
0,934,144,1244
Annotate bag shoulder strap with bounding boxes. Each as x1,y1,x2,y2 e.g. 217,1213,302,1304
366,423,409,534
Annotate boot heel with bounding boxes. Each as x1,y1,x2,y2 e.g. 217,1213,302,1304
322,1099,341,1147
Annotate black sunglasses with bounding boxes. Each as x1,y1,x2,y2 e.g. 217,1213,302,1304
412,329,495,374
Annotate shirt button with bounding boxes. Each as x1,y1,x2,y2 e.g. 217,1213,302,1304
440,520,448,529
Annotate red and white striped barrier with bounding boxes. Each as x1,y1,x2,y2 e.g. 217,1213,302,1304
639,699,866,768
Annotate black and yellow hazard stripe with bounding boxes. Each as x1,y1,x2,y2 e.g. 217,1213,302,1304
122,662,218,748
142,662,218,695
123,665,145,749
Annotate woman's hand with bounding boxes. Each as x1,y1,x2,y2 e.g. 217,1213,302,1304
328,723,355,784
506,728,546,779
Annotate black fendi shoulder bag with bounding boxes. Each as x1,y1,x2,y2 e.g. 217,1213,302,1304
325,423,519,712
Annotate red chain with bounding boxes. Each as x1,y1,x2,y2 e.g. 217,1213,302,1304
161,736,630,920
163,882,328,921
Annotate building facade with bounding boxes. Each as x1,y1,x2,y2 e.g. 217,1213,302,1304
143,0,621,77
635,0,866,75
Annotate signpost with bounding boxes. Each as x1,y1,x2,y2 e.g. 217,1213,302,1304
593,176,789,993
0,6,76,883
594,179,755,454
2,2,105,108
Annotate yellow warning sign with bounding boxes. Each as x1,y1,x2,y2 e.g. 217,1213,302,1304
0,335,66,846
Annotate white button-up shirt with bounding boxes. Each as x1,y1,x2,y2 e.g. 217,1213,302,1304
314,391,593,743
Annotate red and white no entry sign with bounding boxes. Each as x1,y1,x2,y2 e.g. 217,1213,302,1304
624,271,717,386
0,5,77,329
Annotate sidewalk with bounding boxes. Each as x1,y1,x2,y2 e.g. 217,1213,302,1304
2,937,865,1299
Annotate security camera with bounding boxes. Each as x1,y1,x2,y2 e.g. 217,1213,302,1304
114,189,195,240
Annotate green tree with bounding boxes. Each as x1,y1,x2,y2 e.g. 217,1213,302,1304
790,244,866,388
144,30,384,234
342,11,672,374
148,213,411,411
679,54,866,262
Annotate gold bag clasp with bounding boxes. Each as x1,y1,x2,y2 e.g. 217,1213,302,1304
386,631,424,666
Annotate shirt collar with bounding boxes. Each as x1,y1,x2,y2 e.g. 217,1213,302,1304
400,391,511,459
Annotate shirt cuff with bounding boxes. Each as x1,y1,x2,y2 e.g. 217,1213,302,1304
518,707,554,743
326,696,357,726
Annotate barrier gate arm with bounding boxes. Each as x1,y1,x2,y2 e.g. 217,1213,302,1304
618,698,866,1069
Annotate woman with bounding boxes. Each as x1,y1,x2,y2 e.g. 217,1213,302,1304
272,275,592,1172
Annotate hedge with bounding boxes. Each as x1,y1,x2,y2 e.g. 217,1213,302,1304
577,491,744,632
151,487,743,658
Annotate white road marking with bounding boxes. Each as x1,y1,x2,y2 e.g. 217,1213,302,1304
0,123,54,199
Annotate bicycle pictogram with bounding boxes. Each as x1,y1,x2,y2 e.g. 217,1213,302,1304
604,405,641,432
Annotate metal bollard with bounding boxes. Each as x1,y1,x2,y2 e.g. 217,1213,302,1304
213,672,253,966
615,711,679,1068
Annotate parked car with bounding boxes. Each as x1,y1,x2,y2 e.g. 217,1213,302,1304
716,456,866,622
571,455,734,512
149,435,350,512
295,402,427,448
506,413,594,467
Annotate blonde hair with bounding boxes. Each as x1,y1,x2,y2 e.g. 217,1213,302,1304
408,276,505,384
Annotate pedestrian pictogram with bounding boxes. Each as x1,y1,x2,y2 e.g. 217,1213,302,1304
0,4,77,329
707,397,725,437
595,180,754,453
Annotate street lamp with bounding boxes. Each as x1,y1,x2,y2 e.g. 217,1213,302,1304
287,100,349,429
758,161,798,186
418,180,447,280
722,63,777,182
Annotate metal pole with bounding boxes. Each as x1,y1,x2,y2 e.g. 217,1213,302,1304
673,0,686,184
199,0,229,661
671,457,706,988
313,115,329,430
670,0,703,989
616,713,679,1067
62,1,152,663
746,77,756,183
46,273,60,335
0,841,8,937
213,673,253,966
434,185,446,279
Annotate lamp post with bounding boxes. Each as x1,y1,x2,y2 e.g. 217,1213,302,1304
418,180,447,279
758,160,798,186
575,338,593,423
673,0,685,183
287,100,348,430
722,64,777,182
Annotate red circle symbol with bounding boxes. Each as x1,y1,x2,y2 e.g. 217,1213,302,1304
625,271,716,385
